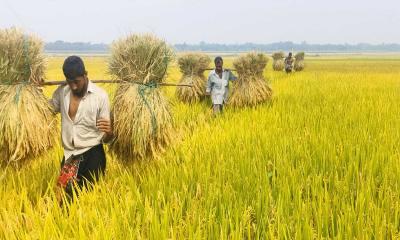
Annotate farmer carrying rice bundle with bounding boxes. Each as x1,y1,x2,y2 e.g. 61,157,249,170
205,56,237,115
284,52,294,73
49,56,113,199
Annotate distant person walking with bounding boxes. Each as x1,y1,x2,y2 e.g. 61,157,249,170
205,56,237,115
284,52,294,73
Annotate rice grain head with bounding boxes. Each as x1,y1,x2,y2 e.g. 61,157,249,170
0,27,45,85
108,34,174,161
272,52,285,71
294,52,305,71
0,27,58,166
108,34,173,84
294,52,305,61
229,52,273,107
176,53,210,103
0,85,58,166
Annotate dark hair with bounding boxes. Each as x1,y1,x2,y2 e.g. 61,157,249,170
214,56,223,64
63,56,86,80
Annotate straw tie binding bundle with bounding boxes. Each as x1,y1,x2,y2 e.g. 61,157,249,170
294,52,305,71
175,53,210,103
228,52,273,107
272,52,285,71
108,34,174,161
0,27,58,166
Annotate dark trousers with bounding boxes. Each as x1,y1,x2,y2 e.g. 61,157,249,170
60,144,106,197
212,104,223,115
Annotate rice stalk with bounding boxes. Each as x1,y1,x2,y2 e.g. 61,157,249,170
0,85,58,165
176,53,210,103
294,52,305,71
108,34,174,161
0,27,45,85
0,27,57,166
229,52,273,107
272,52,285,71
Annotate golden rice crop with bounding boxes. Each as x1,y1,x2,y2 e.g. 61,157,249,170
0,28,58,166
108,34,174,161
294,52,305,61
229,52,273,107
0,85,57,165
175,53,210,103
294,52,305,71
272,52,285,71
0,27,45,85
1,56,400,239
108,34,173,84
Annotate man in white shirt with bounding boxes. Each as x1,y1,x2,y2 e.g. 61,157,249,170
50,56,113,198
205,56,237,115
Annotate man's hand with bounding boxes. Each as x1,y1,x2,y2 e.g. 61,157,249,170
97,118,114,144
96,118,113,136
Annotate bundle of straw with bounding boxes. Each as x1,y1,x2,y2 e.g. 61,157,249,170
108,34,174,161
294,52,305,71
271,52,285,71
229,52,273,107
0,28,57,165
0,28,45,85
175,53,210,103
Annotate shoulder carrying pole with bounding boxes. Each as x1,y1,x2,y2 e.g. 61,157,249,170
39,80,193,87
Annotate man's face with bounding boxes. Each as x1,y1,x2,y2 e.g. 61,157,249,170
67,75,88,97
215,60,223,72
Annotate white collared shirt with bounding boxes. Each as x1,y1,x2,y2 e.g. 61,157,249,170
206,69,237,104
50,81,110,160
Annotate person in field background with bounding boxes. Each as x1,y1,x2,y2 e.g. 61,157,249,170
284,52,294,73
205,56,237,115
49,56,114,199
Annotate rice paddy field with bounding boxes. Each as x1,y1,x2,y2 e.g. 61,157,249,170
1,54,400,239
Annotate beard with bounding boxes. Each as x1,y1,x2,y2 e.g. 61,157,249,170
72,89,85,97
71,80,88,97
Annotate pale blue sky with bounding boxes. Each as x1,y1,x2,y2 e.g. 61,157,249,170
0,0,398,44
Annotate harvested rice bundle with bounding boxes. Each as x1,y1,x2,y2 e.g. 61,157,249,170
0,28,45,85
175,53,210,103
229,52,272,107
272,52,285,71
294,52,305,71
0,28,57,165
108,34,174,160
